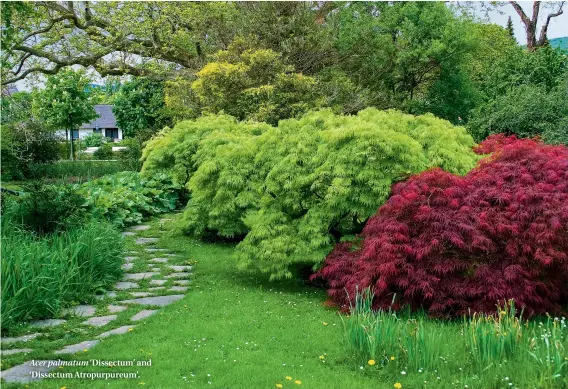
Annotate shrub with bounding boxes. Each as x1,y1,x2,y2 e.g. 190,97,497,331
117,137,144,171
1,217,123,329
235,109,478,279
143,109,477,280
13,181,87,235
93,142,114,160
82,132,107,147
0,121,61,180
76,171,183,227
315,136,568,316
141,114,272,186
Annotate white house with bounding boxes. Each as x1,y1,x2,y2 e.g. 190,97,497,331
56,105,123,141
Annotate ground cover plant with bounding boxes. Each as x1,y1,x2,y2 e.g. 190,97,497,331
75,171,184,227
315,135,568,316
28,160,128,181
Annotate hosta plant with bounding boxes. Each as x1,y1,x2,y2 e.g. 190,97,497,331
315,136,568,316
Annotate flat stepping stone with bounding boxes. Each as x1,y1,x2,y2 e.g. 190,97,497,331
1,348,33,356
123,272,159,281
174,280,191,286
96,291,118,300
150,279,167,286
82,315,117,327
164,253,178,257
122,231,136,237
159,218,173,222
149,267,161,272
30,319,66,328
130,310,158,321
168,265,192,271
1,333,40,344
108,305,127,313
62,305,96,317
168,286,188,292
131,225,151,231
0,360,57,383
145,248,168,252
114,281,139,290
135,237,159,244
148,287,165,291
55,340,100,354
97,325,136,338
122,263,134,271
150,258,169,263
164,272,191,279
125,256,138,262
130,292,153,297
120,295,184,307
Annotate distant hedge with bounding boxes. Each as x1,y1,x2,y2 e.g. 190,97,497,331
141,109,479,279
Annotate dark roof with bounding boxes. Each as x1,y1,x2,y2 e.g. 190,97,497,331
80,105,118,129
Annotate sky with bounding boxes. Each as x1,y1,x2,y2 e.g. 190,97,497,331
13,1,568,92
473,1,568,45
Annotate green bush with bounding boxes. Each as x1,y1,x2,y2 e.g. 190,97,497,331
234,109,478,279
142,109,478,279
117,137,144,171
14,181,87,235
1,214,123,329
0,121,61,180
75,171,183,227
82,132,107,147
93,142,114,160
141,114,272,186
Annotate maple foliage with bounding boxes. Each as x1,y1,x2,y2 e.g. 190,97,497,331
315,136,568,316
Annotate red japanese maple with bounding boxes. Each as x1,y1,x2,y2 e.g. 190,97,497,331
314,136,568,316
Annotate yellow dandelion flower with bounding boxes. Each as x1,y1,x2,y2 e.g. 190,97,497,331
319,355,325,360
295,380,302,385
128,328,134,332
286,376,292,381
322,322,328,326
139,383,145,385
394,383,402,389
61,387,67,389
276,384,283,388
368,359,376,366
83,348,88,352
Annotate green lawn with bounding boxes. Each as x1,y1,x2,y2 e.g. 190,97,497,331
20,215,388,389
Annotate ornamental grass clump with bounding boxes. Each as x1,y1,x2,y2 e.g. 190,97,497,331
316,135,568,316
1,215,123,329
344,293,568,388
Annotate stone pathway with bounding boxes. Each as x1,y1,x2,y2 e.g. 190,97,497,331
0,217,193,384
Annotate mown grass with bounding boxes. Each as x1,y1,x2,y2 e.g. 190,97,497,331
10,213,568,389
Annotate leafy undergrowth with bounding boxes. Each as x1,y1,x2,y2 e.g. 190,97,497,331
14,213,566,389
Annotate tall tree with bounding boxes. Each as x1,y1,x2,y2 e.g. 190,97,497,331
506,16,516,41
112,78,172,139
36,69,97,160
509,1,564,51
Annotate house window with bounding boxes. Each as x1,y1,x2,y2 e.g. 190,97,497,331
93,128,102,134
105,128,119,140
72,129,79,139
